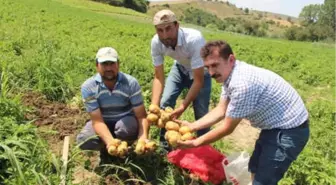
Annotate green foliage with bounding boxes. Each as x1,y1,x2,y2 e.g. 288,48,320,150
0,98,26,123
183,8,267,37
280,100,335,185
92,0,148,13
284,24,331,42
299,4,321,25
292,0,335,41
244,8,249,14
319,0,335,34
206,23,219,30
0,96,61,184
124,0,148,13
183,7,223,28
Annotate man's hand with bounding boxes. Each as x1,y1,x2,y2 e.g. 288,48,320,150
151,65,165,106
177,139,200,149
133,104,150,142
174,119,197,132
138,134,148,141
106,138,121,150
170,105,186,119
106,138,121,156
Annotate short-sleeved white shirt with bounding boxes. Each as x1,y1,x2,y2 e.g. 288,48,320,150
151,27,206,79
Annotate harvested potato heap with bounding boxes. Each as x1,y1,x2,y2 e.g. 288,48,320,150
146,104,194,147
165,123,194,147
107,139,128,158
146,104,173,128
108,138,157,157
134,139,158,155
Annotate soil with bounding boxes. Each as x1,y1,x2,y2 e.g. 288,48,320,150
22,92,89,154
21,91,260,184
225,120,260,151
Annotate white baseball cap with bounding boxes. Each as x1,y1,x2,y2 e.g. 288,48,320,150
96,47,118,63
153,9,177,26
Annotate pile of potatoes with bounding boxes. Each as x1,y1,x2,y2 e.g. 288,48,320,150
107,138,157,157
165,122,194,147
107,139,128,158
146,104,174,128
146,104,195,148
134,139,157,155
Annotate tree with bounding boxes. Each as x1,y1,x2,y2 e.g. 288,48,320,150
319,0,335,33
91,0,148,13
299,4,321,25
244,8,249,14
284,26,298,40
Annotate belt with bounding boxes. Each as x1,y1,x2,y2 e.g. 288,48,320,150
297,120,309,129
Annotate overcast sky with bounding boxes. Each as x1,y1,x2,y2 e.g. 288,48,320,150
149,0,325,17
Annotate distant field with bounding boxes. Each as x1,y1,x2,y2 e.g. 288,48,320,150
148,0,298,23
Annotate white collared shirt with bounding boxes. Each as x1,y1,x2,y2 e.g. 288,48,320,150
151,27,206,79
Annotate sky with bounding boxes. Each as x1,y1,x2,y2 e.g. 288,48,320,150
149,0,325,17
228,0,324,17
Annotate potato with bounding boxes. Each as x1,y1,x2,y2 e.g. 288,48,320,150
181,132,193,141
137,139,146,145
110,139,121,146
120,141,128,147
165,130,179,140
164,131,170,140
164,106,174,113
108,145,117,156
165,121,180,131
190,173,199,181
157,118,165,128
168,133,181,147
147,113,159,123
117,145,128,157
145,141,157,152
149,104,161,114
160,112,171,122
179,126,191,135
135,142,146,155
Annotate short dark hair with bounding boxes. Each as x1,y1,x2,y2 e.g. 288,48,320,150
201,40,233,60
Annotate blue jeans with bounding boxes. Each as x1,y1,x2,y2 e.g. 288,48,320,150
76,116,138,151
249,120,310,185
160,62,211,143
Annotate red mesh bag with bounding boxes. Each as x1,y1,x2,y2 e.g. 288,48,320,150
167,145,227,185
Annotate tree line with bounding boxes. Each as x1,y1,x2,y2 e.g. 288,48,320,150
285,0,335,42
92,0,149,13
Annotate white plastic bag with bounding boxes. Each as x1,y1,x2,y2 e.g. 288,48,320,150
222,151,252,185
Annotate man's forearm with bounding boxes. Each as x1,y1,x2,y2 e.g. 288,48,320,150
196,117,241,146
151,77,164,105
196,121,233,146
181,81,202,109
137,118,149,140
191,105,226,131
92,122,114,145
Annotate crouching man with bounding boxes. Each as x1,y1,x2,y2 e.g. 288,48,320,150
76,47,149,162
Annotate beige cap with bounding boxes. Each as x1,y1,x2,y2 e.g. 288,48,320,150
153,9,177,26
96,47,118,63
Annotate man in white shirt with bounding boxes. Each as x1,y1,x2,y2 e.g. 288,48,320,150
150,10,211,150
